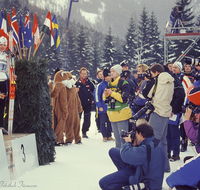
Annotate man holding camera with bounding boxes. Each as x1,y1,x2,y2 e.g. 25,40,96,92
99,123,165,190
142,63,174,172
104,64,132,148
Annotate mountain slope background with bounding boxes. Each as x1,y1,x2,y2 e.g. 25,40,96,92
28,0,200,38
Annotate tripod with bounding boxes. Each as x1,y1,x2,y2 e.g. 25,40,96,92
172,18,184,33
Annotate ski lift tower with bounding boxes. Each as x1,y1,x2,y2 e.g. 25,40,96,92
164,22,200,64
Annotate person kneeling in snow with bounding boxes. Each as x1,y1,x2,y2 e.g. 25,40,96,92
99,123,165,190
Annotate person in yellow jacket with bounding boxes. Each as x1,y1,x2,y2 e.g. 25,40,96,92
103,64,132,148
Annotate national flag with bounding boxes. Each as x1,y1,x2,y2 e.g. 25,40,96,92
23,9,32,48
18,14,23,48
41,11,54,47
0,10,9,50
52,15,60,52
1,10,9,37
7,12,11,28
32,13,40,49
11,7,19,46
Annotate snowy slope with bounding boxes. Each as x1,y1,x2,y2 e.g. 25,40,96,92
2,112,197,190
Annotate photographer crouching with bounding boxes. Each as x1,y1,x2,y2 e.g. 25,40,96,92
99,123,165,190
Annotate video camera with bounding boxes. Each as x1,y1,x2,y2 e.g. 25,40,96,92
121,101,154,143
137,69,151,80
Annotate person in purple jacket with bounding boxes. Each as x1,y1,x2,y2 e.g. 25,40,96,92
184,107,200,154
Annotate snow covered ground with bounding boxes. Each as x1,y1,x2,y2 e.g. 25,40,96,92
3,112,197,190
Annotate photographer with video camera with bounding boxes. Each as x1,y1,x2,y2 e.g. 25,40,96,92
103,64,132,148
142,63,174,172
99,123,165,190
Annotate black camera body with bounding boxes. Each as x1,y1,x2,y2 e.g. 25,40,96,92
105,95,116,109
121,120,137,143
137,69,151,80
121,101,154,143
182,101,200,117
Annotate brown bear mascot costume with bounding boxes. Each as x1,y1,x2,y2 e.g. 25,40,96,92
51,70,83,146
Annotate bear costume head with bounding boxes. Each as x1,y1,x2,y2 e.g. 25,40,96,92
54,70,76,89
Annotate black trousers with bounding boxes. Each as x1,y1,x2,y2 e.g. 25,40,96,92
0,81,7,127
79,104,92,134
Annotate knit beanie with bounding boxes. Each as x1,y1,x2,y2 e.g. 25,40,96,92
0,36,7,46
111,64,122,75
103,69,111,78
173,62,182,71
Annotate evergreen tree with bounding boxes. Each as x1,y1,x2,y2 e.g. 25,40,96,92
90,39,101,78
101,27,116,68
76,26,91,72
137,6,152,65
9,58,56,165
149,11,163,65
123,16,138,67
66,25,79,75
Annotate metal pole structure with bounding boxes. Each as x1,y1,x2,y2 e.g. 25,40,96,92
65,0,79,68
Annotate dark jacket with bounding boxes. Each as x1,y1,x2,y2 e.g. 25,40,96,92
170,73,185,114
120,136,165,190
75,78,94,107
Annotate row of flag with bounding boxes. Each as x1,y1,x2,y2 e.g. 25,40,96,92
0,8,60,59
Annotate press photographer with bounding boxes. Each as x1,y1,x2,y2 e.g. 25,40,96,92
99,123,165,190
142,63,174,172
166,86,200,190
103,64,132,148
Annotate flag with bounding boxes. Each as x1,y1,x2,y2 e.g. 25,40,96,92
32,13,40,49
18,14,23,48
41,11,54,47
11,7,19,46
0,10,9,50
52,15,60,52
1,10,8,37
23,9,32,48
7,12,11,28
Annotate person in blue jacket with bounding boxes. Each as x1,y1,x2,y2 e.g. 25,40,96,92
99,123,165,190
94,69,114,142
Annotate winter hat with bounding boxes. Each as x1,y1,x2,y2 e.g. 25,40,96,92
121,70,131,78
120,60,128,67
111,64,122,75
173,62,182,71
132,69,137,74
103,69,110,78
0,36,7,46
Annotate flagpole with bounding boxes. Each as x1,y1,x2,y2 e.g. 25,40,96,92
22,33,25,58
32,33,45,57
28,46,31,60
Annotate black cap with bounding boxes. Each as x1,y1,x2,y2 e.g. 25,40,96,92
121,70,131,78
132,69,137,74
103,69,111,78
120,60,128,67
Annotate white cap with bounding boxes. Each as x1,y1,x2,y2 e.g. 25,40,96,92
0,36,7,46
173,62,182,71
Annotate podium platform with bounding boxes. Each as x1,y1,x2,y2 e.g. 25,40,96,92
0,130,39,181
